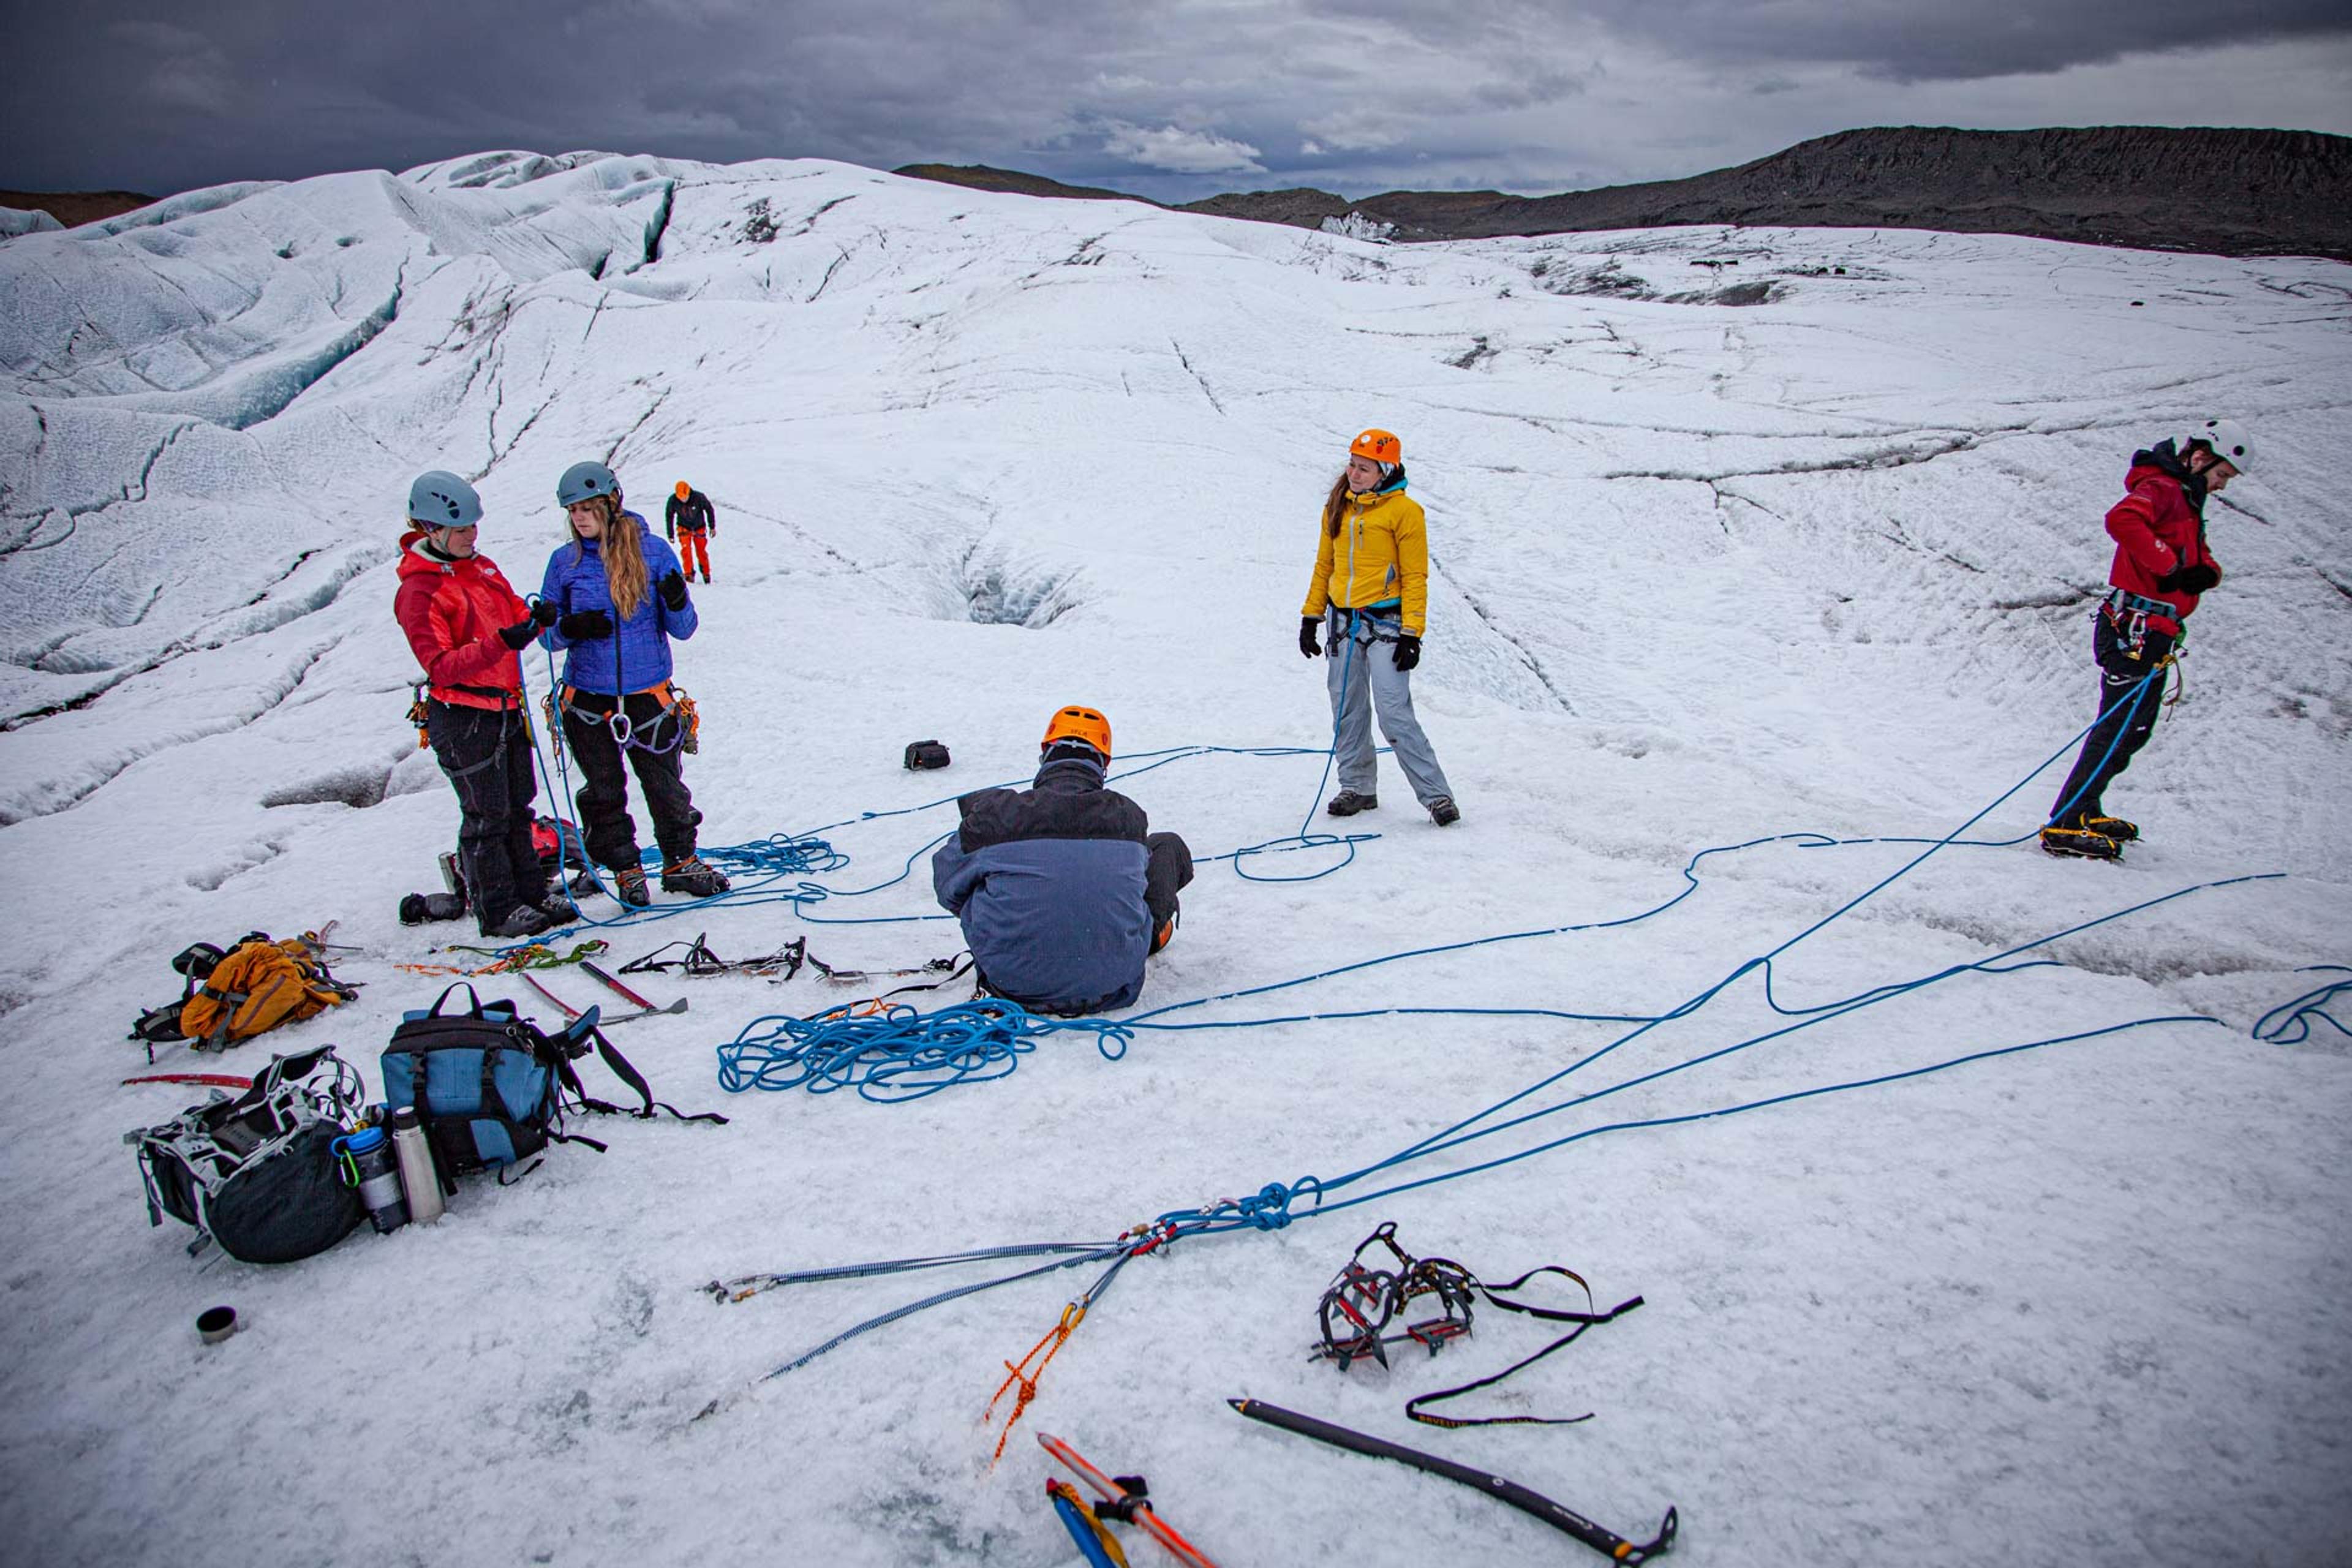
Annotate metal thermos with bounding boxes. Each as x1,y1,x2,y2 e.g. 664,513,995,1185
337,1125,408,1233
389,1105,445,1224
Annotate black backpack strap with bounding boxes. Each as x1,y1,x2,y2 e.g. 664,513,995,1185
579,1023,728,1125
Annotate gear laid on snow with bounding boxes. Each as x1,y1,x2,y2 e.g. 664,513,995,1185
1229,1400,1677,1565
1310,1221,1643,1428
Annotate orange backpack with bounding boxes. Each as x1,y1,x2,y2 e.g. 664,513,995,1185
178,934,358,1052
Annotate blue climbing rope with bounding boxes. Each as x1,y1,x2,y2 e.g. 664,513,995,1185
2252,967,2352,1045
705,692,2295,1381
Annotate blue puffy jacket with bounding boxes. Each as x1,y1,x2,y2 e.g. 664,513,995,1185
535,512,698,694
931,752,1154,1015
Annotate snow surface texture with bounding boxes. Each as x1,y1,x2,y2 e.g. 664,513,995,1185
2,151,2348,1567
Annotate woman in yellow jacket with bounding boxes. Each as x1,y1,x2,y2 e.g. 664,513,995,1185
1298,429,1459,825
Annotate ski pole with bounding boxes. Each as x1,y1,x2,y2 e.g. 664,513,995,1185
582,958,687,1016
1229,1398,1676,1562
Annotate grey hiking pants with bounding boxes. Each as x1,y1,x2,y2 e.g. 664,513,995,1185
1325,608,1453,806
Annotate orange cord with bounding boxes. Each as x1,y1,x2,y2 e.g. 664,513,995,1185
987,1302,1085,1464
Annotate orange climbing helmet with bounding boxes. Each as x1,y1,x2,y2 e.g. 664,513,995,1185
1349,428,1401,465
1041,705,1112,760
675,480,692,499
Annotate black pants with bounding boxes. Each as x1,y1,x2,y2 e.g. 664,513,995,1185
1145,832,1194,952
427,701,541,934
2050,612,2174,827
561,690,700,870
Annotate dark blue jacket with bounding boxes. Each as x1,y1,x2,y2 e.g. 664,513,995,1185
535,512,698,694
931,752,1153,1015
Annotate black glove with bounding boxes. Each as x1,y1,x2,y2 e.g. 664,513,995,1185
1392,633,1422,672
658,570,690,612
1299,616,1322,658
2155,562,2219,595
556,608,614,641
529,598,561,627
497,616,541,650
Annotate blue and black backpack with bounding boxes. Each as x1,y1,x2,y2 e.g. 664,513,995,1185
381,982,723,1182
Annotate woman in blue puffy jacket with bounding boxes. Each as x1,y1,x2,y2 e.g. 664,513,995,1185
538,461,729,906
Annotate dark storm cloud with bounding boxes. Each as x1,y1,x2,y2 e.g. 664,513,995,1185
1557,0,2352,81
2,0,2346,202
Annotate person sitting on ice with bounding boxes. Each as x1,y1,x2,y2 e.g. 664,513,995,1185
930,706,1194,1016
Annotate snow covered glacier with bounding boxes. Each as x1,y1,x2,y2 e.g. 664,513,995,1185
2,153,2348,1566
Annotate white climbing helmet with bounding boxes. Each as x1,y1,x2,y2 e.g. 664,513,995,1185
2184,417,2252,475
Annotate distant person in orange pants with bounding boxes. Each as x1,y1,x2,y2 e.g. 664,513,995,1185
666,480,717,582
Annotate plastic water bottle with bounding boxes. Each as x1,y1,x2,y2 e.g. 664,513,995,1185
335,1126,409,1234
389,1105,445,1224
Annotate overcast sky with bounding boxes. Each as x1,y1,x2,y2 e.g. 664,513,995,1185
6,1,2350,200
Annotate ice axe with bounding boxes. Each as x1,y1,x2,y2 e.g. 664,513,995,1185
581,959,687,1017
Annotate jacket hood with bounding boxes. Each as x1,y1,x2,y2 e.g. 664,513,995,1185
399,527,477,577
2125,440,2207,513
1034,748,1108,790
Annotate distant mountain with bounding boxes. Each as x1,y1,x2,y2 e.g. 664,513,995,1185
892,164,1148,205
0,189,157,227
903,127,2352,260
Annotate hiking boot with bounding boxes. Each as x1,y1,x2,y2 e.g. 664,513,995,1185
662,854,731,897
1428,796,1460,827
2040,825,2122,861
612,865,652,907
484,903,557,940
1325,791,1378,818
2082,815,2139,843
537,883,579,922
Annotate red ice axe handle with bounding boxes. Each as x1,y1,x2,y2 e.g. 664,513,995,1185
1229,1398,1677,1563
581,959,685,1015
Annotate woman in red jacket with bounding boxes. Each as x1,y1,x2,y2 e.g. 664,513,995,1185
2041,418,2250,860
393,470,562,937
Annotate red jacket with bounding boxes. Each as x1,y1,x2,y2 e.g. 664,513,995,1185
393,530,529,710
2104,456,2221,633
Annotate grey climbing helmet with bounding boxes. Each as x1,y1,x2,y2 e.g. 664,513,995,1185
557,461,620,508
407,470,482,530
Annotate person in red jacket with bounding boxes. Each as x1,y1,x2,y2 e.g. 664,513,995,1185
2041,418,2252,860
393,471,564,936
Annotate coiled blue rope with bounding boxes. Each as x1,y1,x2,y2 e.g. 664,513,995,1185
717,998,1133,1103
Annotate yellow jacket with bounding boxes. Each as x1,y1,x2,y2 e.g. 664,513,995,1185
1301,483,1429,635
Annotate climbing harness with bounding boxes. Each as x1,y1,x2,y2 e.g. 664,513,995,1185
407,682,431,749
1311,1221,1643,1428
546,679,695,756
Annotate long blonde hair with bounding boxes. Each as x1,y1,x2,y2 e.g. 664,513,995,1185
569,496,648,620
